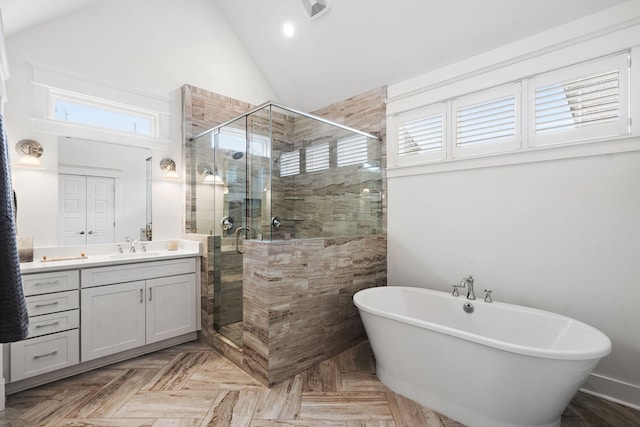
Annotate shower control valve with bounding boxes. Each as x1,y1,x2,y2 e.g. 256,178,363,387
271,216,282,229
221,216,234,231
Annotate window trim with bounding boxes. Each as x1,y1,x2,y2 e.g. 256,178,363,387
49,88,160,138
452,83,521,158
526,52,630,148
387,50,635,175
389,103,446,167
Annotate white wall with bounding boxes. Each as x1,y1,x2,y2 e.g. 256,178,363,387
3,0,276,246
387,2,640,408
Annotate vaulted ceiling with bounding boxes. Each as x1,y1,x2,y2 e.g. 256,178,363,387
0,0,630,111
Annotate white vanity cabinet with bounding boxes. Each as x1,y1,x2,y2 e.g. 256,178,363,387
80,258,197,362
10,270,80,382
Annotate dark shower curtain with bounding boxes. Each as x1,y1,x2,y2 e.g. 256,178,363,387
0,114,29,342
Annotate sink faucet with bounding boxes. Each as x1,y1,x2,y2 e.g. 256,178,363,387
124,236,138,254
459,275,476,300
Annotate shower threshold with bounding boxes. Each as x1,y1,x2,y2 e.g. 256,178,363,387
218,321,243,348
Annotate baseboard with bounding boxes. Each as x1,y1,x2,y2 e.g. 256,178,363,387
581,373,640,411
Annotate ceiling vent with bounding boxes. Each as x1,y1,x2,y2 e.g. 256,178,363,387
301,0,331,21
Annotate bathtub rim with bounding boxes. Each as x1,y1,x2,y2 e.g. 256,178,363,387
354,286,611,361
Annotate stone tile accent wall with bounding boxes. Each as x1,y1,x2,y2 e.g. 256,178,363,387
182,85,255,233
182,234,218,344
242,235,387,385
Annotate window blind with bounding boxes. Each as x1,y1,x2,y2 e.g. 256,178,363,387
397,113,443,156
337,135,368,166
455,95,516,147
279,150,300,177
306,143,329,172
535,70,620,134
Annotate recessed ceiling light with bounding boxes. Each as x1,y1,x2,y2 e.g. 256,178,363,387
283,22,295,38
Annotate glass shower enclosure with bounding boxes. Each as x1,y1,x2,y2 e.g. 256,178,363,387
189,102,383,347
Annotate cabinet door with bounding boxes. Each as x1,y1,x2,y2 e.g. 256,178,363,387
81,281,146,362
146,273,196,344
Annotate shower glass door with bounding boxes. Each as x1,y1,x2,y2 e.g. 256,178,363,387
212,107,271,348
213,116,248,347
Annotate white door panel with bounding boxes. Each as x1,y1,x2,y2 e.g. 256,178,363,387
59,174,115,246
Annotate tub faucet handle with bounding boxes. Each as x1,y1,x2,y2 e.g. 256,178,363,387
452,285,460,297
484,289,493,303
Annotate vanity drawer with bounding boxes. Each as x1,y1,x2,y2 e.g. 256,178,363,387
22,270,79,296
27,310,79,339
81,257,196,288
25,290,79,317
10,329,79,382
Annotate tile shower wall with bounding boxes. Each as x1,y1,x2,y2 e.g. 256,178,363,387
243,235,387,385
182,84,255,234
182,85,388,385
270,88,388,239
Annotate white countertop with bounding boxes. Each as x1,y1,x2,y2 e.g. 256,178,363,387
19,240,201,274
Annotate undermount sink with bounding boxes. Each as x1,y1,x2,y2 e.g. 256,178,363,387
108,251,162,259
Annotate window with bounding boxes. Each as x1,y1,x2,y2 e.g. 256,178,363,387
280,150,300,177
452,83,520,157
388,51,632,170
306,143,329,172
337,135,368,166
390,103,446,165
51,90,159,138
528,52,630,146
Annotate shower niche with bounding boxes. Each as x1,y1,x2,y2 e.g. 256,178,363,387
185,93,386,385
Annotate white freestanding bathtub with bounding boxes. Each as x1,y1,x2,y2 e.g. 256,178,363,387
353,286,611,427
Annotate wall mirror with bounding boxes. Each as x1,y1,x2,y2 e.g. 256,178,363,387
56,137,151,246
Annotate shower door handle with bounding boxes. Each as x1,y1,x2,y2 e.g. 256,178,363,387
235,227,250,254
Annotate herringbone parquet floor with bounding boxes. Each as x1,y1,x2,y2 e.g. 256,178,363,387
1,340,639,426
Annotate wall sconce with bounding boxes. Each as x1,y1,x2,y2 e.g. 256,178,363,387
15,139,44,169
159,158,180,180
197,164,224,185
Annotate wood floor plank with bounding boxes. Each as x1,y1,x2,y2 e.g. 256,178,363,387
252,375,303,420
346,422,397,427
65,368,159,419
114,390,219,419
152,420,202,427
199,390,260,427
299,392,393,421
302,359,341,392
16,389,91,427
142,352,212,391
340,371,389,392
53,419,156,426
385,392,449,427
181,362,264,391
250,421,346,427
569,392,640,427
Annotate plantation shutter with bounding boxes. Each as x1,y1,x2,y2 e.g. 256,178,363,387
528,52,630,146
337,135,368,167
280,150,300,177
391,104,446,165
452,83,521,157
306,143,329,172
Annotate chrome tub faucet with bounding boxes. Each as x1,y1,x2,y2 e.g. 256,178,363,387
459,275,475,300
452,275,475,300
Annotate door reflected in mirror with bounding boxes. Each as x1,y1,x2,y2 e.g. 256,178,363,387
57,137,151,245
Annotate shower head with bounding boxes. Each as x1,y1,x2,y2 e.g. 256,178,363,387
232,152,244,160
